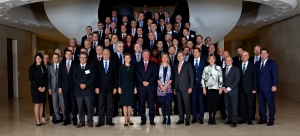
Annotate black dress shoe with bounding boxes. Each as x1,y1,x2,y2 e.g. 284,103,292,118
73,122,78,126
221,116,227,120
176,120,184,125
248,121,253,125
224,121,232,125
257,120,267,124
95,123,104,127
199,120,204,124
231,123,237,127
107,122,115,126
36,124,42,126
133,112,137,116
53,120,62,124
208,117,212,125
140,122,146,125
150,122,156,126
267,122,274,126
63,122,70,126
238,120,246,124
191,119,197,123
185,122,190,126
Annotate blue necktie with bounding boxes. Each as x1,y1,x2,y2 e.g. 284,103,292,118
81,66,84,71
150,41,154,49
119,54,123,64
260,60,264,71
105,62,108,74
195,60,199,70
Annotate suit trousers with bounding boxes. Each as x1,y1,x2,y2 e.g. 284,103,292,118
139,89,155,122
192,84,205,120
63,88,78,123
224,93,238,123
177,89,191,122
98,90,114,124
239,90,254,122
258,91,276,122
52,91,65,120
76,96,94,125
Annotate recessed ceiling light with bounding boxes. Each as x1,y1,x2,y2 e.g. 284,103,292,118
281,11,287,13
6,3,15,6
4,17,10,20
20,0,30,2
0,14,4,16
262,0,270,2
24,23,29,25
274,3,282,6
280,7,288,9
277,14,283,16
270,17,276,19
262,20,267,22
49,26,53,28
0,7,5,10
253,22,257,24
13,20,18,22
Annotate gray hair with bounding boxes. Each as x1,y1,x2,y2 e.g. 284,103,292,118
176,15,182,19
142,49,150,54
70,38,77,42
116,41,124,46
103,49,111,54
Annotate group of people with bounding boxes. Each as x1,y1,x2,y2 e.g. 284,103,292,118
29,5,278,128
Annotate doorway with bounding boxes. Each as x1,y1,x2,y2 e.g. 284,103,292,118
7,38,13,99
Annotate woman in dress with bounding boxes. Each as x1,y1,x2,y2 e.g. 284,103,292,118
29,53,48,126
157,53,174,125
123,34,134,53
201,54,223,125
118,53,137,126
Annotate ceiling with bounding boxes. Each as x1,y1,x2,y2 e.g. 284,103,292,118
0,0,299,43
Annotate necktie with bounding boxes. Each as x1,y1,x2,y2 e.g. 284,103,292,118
226,67,229,77
136,54,140,62
55,65,58,75
161,26,164,32
255,56,258,63
195,60,199,69
104,61,108,74
119,54,123,64
81,66,84,71
94,43,96,49
106,24,109,28
98,56,101,62
166,18,169,24
150,41,154,49
178,62,182,74
171,56,174,65
67,61,70,73
242,63,246,75
144,62,148,72
260,60,265,71
132,29,134,36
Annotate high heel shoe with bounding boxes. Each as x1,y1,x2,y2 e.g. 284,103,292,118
127,117,133,125
124,123,128,126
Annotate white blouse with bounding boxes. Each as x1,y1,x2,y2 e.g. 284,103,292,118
201,65,223,90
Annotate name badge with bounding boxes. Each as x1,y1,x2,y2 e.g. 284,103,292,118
85,70,90,74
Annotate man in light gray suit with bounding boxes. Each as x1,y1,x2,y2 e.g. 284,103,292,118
174,51,194,126
48,53,65,124
223,56,240,128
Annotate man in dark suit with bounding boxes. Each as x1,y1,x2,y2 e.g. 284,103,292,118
129,20,138,37
165,24,179,39
73,52,95,128
158,6,165,19
134,27,145,41
208,44,222,66
233,46,244,66
131,43,142,66
118,25,128,40
174,15,184,32
164,11,172,25
110,22,119,34
183,47,192,62
84,40,96,61
137,12,147,32
104,16,111,29
142,4,152,19
143,32,157,51
111,10,121,28
121,16,131,31
163,34,173,51
81,26,92,48
237,51,257,125
196,35,205,51
184,22,197,44
58,50,78,126
64,38,80,61
91,32,101,50
182,28,196,44
201,37,211,56
168,46,178,66
107,34,119,55
174,51,194,126
136,49,158,126
223,56,240,128
158,18,166,34
95,49,118,127
93,22,105,45
256,48,278,126
189,48,207,124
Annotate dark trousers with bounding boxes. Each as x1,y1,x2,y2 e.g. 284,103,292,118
139,89,155,122
76,96,94,125
63,89,78,123
94,94,99,114
113,93,120,116
42,93,54,117
219,92,227,118
192,84,205,120
177,90,190,122
258,91,276,122
98,90,113,124
253,93,258,119
173,94,178,114
239,90,254,122
224,94,238,123
133,93,139,113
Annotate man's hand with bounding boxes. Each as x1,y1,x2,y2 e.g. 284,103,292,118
142,81,149,87
118,88,122,94
80,84,86,90
188,88,192,94
219,88,223,94
134,88,137,94
48,90,52,95
271,86,277,92
252,90,256,94
113,89,117,94
174,89,176,95
40,87,46,92
95,88,100,94
203,88,206,95
59,88,62,94
38,87,42,92
223,88,228,93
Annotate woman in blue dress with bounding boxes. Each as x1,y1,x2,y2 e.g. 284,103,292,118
157,53,174,125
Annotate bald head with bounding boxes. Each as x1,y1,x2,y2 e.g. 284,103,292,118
241,51,249,62
225,56,233,66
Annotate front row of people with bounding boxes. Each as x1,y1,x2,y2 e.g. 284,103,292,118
29,42,278,128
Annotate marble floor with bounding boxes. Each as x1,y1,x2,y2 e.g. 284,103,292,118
0,96,300,136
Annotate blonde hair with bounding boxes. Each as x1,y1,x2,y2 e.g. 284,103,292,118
207,54,216,63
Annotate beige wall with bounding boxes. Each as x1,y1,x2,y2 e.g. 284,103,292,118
259,14,300,102
0,24,32,101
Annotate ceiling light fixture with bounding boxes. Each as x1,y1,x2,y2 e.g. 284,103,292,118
280,7,288,9
262,0,270,2
6,3,15,6
13,20,18,22
4,17,10,20
20,0,30,2
0,7,5,10
0,14,4,16
24,23,29,25
277,14,283,16
262,20,267,22
253,22,257,24
270,17,276,19
281,11,287,13
49,26,53,28
274,3,282,6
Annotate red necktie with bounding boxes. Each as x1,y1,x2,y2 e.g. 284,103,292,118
98,56,101,62
166,18,169,24
144,62,148,72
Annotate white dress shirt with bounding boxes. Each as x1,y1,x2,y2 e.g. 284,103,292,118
194,57,200,66
103,59,110,69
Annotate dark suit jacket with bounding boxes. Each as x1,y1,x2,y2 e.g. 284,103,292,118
88,49,96,61
237,62,257,93
58,60,77,92
143,40,157,51
249,56,261,64
158,25,166,34
105,44,115,55
136,61,158,91
255,59,278,92
169,55,179,66
72,63,95,97
137,20,147,31
95,60,118,92
64,47,80,61
201,44,209,56
93,30,105,45
81,35,88,48
233,56,241,66
143,11,152,19
117,32,129,41
130,53,143,66
188,30,197,44
112,52,124,66
174,61,194,91
222,66,240,95
188,55,207,87
29,65,48,89
110,28,119,34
